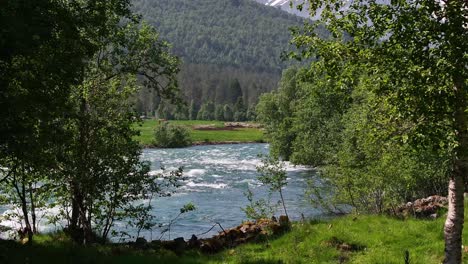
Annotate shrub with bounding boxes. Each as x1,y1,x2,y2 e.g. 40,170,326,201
153,122,192,148
242,155,289,220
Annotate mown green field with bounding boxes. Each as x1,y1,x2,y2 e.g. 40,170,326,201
1,213,467,264
134,120,264,146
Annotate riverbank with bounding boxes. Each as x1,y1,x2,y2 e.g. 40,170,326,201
1,213,466,263
135,120,265,147
141,140,265,148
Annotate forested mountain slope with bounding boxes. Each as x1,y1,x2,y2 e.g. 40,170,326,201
131,0,313,114
133,0,303,72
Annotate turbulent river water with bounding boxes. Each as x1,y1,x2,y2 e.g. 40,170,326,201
0,143,320,241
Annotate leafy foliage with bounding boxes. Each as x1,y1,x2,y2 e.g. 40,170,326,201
0,0,147,243
159,202,196,240
242,189,277,220
154,122,192,148
258,63,449,213
291,0,467,261
242,155,289,219
0,0,183,244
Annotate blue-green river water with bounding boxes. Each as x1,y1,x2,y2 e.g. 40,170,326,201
0,143,320,241
137,143,319,240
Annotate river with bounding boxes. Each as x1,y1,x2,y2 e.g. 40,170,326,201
0,143,320,241
137,143,319,240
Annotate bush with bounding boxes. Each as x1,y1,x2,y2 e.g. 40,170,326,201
153,122,192,148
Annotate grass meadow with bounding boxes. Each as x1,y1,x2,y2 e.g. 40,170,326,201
134,120,264,146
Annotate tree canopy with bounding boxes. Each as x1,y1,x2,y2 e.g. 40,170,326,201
258,0,466,262
0,0,182,244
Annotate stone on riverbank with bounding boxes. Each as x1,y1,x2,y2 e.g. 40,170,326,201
145,215,290,255
393,195,448,219
198,215,289,253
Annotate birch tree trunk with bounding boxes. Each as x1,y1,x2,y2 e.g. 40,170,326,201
444,77,467,264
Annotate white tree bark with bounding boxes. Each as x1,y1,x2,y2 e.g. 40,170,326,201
444,78,467,264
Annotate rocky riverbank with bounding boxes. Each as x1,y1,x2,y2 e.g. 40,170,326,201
128,216,290,254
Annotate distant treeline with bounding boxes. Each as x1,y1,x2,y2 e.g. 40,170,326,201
138,77,256,122
134,65,274,118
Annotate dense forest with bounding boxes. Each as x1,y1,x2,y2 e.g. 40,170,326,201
132,0,303,72
131,0,312,118
135,64,272,121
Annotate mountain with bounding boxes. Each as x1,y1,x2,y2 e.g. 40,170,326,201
254,0,393,20
252,0,315,18
132,0,314,115
133,0,304,73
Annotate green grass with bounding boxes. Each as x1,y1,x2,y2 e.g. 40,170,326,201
134,120,264,146
211,215,451,264
1,213,467,263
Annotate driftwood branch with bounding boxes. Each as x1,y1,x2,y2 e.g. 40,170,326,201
196,222,226,237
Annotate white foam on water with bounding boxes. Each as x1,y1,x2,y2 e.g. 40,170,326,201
205,149,222,154
283,161,313,172
237,179,261,187
168,192,189,197
0,206,66,239
185,182,227,189
238,179,251,183
185,169,206,177
285,166,311,172
148,169,164,176
197,158,262,171
169,158,186,163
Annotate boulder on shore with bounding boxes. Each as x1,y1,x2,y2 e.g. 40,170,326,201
141,216,290,255
393,195,448,219
198,215,290,254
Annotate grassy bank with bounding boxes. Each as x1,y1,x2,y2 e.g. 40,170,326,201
1,213,466,263
134,120,264,147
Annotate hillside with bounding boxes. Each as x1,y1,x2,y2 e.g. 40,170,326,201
133,0,304,73
131,0,313,115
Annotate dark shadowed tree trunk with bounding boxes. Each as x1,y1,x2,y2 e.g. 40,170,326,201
70,183,80,231
28,182,37,234
12,171,33,243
